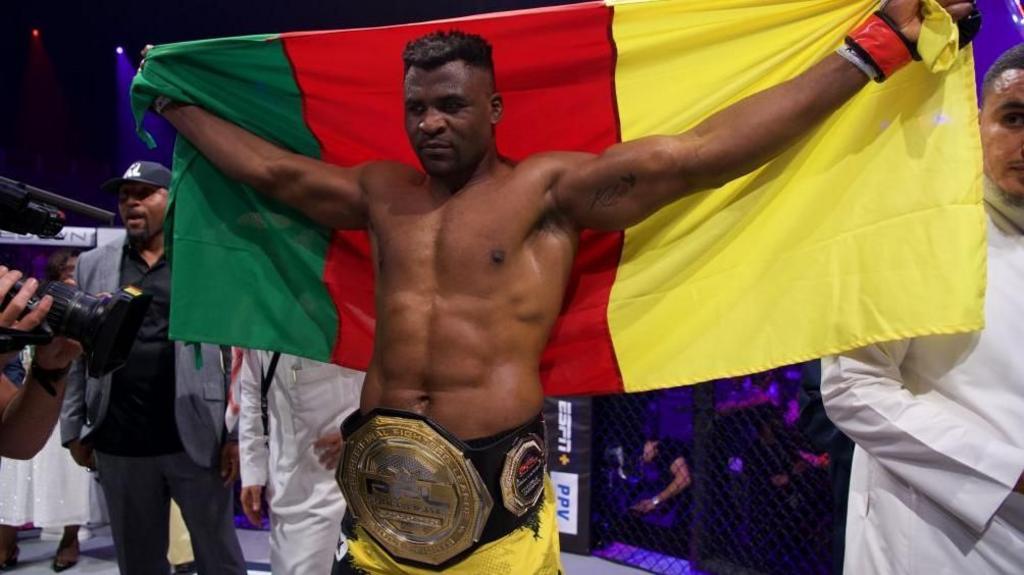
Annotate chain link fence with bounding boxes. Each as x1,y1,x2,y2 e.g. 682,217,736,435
591,366,833,575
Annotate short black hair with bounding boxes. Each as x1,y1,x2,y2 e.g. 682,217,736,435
982,43,1024,101
402,30,494,76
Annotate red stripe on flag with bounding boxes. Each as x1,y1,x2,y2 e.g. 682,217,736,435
282,2,625,394
324,230,375,368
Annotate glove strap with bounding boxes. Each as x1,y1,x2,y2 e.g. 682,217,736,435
845,12,919,83
153,95,174,115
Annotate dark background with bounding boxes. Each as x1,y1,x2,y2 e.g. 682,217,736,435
0,1,585,220
1,0,1022,221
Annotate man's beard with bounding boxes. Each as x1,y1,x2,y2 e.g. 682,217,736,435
997,186,1024,208
985,176,1024,233
126,224,152,244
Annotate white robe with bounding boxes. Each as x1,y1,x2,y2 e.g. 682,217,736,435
0,349,94,529
822,204,1024,574
238,351,363,575
0,426,95,529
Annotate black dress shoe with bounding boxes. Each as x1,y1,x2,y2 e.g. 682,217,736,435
172,561,196,574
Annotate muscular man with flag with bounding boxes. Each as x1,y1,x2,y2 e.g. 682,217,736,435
148,0,975,572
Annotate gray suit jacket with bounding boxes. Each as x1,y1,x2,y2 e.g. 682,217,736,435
60,236,231,469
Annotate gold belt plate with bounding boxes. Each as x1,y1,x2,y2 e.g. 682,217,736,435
337,414,493,566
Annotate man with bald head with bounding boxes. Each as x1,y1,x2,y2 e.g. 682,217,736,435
822,45,1024,574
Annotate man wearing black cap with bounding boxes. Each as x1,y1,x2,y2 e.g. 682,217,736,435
60,161,247,574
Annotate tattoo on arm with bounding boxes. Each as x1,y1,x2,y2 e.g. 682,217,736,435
589,173,637,210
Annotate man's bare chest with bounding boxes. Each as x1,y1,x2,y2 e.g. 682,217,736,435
367,185,564,285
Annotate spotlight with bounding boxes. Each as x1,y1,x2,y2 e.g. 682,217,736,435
31,28,40,38
116,46,124,55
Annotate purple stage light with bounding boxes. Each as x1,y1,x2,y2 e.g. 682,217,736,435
1008,0,1024,22
116,46,124,55
115,44,174,169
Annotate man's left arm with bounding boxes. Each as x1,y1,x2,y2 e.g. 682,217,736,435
822,343,1024,534
633,457,692,513
552,0,975,231
659,457,692,502
0,340,82,459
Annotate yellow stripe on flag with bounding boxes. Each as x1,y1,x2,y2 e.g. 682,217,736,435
608,0,985,391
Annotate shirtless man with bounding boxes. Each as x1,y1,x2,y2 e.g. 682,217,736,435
149,1,975,572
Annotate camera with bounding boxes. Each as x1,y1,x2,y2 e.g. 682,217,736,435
1,175,113,238
1,278,152,377
1,174,150,377
0,195,64,237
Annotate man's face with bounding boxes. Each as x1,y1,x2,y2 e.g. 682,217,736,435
60,256,78,282
117,182,168,243
981,69,1024,200
642,440,659,463
404,61,502,178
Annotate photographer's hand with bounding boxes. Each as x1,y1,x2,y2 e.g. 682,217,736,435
5,272,83,372
0,268,84,459
0,266,52,366
33,337,82,372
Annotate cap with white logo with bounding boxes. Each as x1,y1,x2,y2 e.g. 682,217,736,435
100,161,172,194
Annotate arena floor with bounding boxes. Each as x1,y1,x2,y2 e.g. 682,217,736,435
9,526,650,574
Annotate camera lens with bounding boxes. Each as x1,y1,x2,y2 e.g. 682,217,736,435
1,277,151,377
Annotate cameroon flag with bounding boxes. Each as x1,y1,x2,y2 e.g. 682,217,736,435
132,0,985,396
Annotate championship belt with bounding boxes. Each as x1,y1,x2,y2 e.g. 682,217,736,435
337,410,494,566
499,434,546,516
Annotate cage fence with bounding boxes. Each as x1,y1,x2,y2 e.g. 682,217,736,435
589,365,833,575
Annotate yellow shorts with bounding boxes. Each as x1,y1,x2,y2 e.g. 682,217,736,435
332,478,563,575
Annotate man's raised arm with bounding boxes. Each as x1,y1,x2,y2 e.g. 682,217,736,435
158,103,370,230
551,0,976,231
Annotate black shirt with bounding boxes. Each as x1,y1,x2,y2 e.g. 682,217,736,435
91,243,182,456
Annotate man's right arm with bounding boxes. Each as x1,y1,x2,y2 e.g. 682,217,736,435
237,349,269,524
237,349,269,489
159,103,370,230
0,268,82,460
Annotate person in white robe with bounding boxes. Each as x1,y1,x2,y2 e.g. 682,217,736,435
821,45,1024,575
236,350,363,574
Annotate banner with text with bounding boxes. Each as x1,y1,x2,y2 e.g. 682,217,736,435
544,396,592,554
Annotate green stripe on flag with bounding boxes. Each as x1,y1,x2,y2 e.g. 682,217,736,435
132,35,338,360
